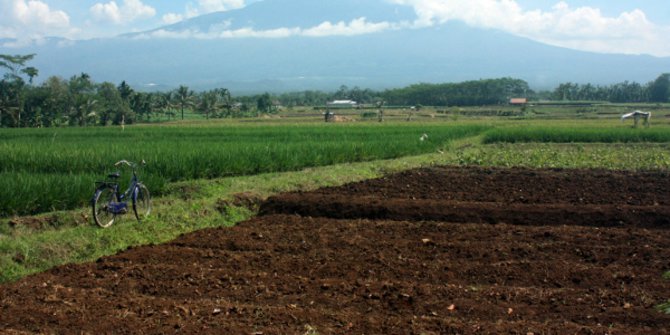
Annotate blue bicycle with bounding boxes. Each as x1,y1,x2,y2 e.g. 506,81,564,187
92,160,152,228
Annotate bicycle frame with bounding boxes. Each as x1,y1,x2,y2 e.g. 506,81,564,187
95,177,138,212
91,160,151,227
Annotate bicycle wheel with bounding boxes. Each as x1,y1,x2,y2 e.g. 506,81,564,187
93,187,117,228
133,183,151,222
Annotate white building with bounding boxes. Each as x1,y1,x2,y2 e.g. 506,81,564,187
327,100,358,108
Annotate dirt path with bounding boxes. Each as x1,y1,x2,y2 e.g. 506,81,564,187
2,167,669,334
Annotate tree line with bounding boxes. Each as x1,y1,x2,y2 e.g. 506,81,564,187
2,53,669,128
0,54,262,128
271,75,669,108
549,74,670,103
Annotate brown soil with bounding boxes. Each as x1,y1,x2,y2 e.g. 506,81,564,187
2,166,670,334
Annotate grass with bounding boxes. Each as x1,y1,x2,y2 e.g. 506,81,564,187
456,143,670,170
0,122,489,217
484,126,670,144
2,116,670,285
0,141,459,283
2,128,670,283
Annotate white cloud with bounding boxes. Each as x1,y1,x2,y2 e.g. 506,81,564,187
162,13,185,25
197,0,245,13
0,0,72,40
392,0,670,56
90,0,156,25
162,0,245,24
303,18,392,37
138,17,397,40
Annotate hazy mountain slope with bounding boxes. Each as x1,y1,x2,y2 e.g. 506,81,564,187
141,0,417,34
1,0,668,93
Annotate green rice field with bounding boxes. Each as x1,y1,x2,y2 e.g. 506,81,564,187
2,117,670,218
484,125,670,143
0,122,488,217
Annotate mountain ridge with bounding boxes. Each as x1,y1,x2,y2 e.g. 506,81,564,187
138,0,417,35
1,0,668,93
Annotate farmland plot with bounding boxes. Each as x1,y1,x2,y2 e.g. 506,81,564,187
0,123,487,217
1,167,669,334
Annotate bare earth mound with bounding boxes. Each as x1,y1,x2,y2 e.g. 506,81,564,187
2,167,670,334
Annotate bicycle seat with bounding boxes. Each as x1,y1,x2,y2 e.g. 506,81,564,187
107,172,121,179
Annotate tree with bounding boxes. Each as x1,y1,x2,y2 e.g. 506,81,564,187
0,80,19,127
0,54,36,81
129,92,154,121
175,85,194,120
117,81,134,102
0,54,37,127
215,88,233,118
256,93,272,115
97,82,132,126
40,76,69,127
154,91,175,120
68,91,98,127
197,90,220,119
21,67,38,84
69,73,94,95
649,73,670,103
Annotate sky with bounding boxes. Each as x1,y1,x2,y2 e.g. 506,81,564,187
1,0,669,57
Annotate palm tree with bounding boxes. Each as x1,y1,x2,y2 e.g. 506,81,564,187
70,97,97,126
155,91,175,120
175,85,194,120
197,91,220,120
215,88,232,118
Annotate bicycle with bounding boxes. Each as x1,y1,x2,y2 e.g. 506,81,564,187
92,160,152,228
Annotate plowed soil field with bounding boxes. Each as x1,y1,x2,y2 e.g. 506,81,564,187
2,167,670,334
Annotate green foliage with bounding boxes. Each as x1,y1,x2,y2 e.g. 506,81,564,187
382,77,530,106
0,54,36,80
256,92,273,114
649,73,670,103
0,123,488,217
0,133,479,283
456,143,670,170
659,302,670,314
483,126,670,144
360,111,378,119
2,130,670,284
0,202,253,283
175,85,194,120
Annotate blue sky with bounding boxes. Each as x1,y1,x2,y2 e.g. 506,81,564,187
1,0,669,56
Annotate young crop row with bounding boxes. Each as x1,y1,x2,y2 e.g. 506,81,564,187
483,126,670,144
457,143,670,170
0,123,488,217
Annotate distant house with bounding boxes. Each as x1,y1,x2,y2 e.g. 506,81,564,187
510,98,528,105
327,100,358,108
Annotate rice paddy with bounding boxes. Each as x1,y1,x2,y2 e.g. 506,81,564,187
0,122,488,216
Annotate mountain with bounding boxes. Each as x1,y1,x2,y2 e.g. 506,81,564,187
137,0,417,35
2,0,669,93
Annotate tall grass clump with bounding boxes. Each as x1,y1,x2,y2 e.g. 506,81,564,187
0,123,488,217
